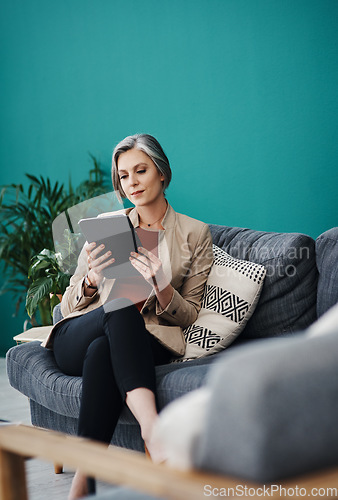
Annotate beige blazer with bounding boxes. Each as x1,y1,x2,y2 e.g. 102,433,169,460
42,203,213,355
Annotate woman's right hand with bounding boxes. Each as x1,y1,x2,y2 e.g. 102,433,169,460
85,241,115,288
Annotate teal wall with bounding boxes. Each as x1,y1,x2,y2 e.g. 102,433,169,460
1,0,337,354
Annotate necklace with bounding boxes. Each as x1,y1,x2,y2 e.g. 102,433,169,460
139,202,168,228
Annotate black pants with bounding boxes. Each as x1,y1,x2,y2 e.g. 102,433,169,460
53,297,171,444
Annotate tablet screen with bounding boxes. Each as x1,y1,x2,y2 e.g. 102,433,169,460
79,214,141,279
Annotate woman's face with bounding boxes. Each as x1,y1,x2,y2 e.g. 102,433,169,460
117,148,165,207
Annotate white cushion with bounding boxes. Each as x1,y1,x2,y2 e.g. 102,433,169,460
177,245,266,361
151,387,211,470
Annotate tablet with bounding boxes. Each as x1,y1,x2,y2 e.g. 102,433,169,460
79,214,141,279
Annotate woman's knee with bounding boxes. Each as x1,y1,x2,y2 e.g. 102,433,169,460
103,297,135,314
102,299,149,344
84,336,110,364
103,298,145,328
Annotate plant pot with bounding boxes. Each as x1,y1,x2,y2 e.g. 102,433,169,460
50,293,62,303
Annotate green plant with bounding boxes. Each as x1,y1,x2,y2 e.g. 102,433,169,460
69,153,109,202
26,249,71,324
0,154,110,324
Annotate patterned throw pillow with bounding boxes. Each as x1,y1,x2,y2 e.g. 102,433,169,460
175,245,266,362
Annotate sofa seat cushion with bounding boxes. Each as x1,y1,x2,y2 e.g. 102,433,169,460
194,328,338,482
6,341,216,424
316,227,338,317
208,224,318,340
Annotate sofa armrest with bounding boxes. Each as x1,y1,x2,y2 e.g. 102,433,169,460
194,327,338,483
316,227,338,317
53,303,63,324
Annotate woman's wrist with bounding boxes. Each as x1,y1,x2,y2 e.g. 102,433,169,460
155,283,174,311
83,273,98,296
85,273,97,289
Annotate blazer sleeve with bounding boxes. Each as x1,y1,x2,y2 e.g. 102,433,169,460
60,244,99,318
155,223,213,328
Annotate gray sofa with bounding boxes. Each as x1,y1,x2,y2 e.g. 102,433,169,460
6,224,337,477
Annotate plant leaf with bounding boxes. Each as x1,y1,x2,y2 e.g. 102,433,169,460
26,277,53,317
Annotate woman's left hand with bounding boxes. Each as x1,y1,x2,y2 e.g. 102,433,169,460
130,247,169,291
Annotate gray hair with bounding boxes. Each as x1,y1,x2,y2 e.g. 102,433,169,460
112,134,172,199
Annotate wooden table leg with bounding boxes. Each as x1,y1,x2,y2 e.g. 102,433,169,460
54,462,63,474
0,448,28,500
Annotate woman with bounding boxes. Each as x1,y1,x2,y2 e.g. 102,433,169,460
44,134,213,499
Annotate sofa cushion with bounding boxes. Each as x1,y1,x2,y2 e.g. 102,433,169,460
6,341,217,423
208,224,318,340
28,399,148,451
193,327,338,482
316,227,338,317
178,245,266,360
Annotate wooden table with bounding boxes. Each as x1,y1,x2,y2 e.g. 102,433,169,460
13,326,53,345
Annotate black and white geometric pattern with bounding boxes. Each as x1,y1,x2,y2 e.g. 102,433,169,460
173,244,266,363
202,285,250,323
184,325,222,349
213,245,266,284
